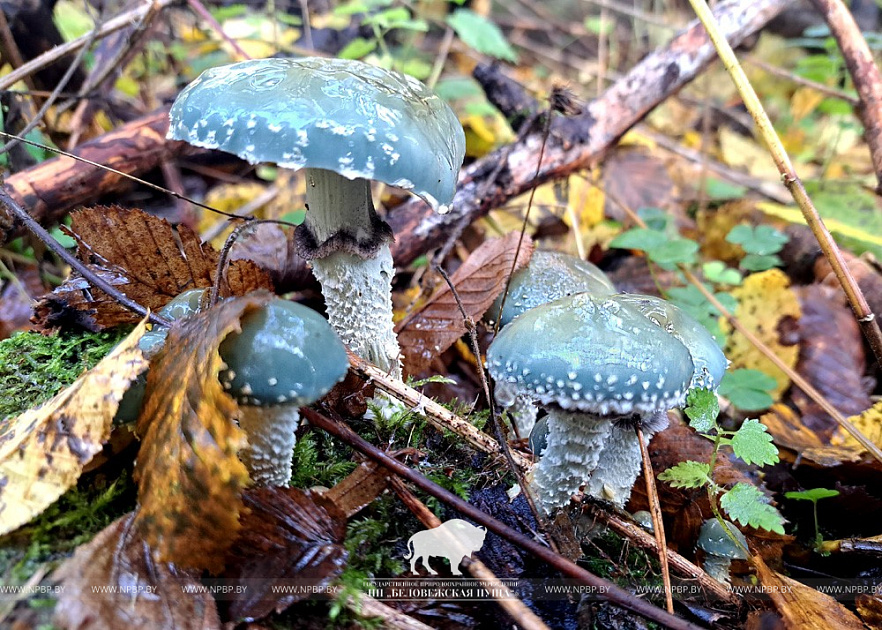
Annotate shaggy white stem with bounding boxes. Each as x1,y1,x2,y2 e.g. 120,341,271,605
532,410,611,512
310,248,402,379
303,169,377,247
238,405,300,486
584,423,644,507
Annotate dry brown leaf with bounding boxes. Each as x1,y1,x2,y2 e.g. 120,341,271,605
221,486,348,622
0,321,148,535
34,206,271,330
752,553,865,629
602,148,677,222
761,404,864,467
396,232,533,372
792,285,872,437
322,460,390,518
133,294,272,573
52,512,220,630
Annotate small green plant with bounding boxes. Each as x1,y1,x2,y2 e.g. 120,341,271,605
718,368,777,411
784,487,840,553
659,389,785,534
725,224,788,271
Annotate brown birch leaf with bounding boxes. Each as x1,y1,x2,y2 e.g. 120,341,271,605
133,294,273,573
33,206,271,331
0,321,148,535
221,486,348,622
51,512,220,630
396,232,533,372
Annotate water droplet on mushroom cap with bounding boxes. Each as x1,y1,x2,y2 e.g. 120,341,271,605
167,57,465,213
486,292,694,415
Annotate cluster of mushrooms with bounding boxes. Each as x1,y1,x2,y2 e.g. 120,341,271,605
159,56,727,515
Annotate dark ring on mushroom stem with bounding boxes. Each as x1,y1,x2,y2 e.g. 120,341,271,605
611,409,670,434
293,214,394,260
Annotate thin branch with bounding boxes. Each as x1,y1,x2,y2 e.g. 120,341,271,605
637,425,674,614
300,407,704,630
686,0,882,376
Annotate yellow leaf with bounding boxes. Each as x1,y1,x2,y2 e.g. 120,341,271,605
718,127,776,177
790,87,825,123
0,322,149,535
721,269,801,397
566,173,604,228
133,295,266,573
832,401,882,451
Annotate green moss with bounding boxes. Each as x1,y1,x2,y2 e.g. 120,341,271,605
0,328,127,420
582,527,664,604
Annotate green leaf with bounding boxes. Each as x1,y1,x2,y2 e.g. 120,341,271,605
658,461,711,489
704,178,748,200
740,253,782,271
338,37,378,60
609,227,667,252
684,388,719,433
718,369,776,411
702,261,742,286
446,9,517,63
647,238,699,268
720,483,785,534
725,224,788,255
785,488,840,503
731,419,779,466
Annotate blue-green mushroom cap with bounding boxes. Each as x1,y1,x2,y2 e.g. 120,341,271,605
219,298,348,406
487,293,694,416
168,57,466,213
138,289,207,356
486,250,616,327
611,294,728,390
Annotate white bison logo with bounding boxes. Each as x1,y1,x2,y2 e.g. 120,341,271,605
404,519,487,576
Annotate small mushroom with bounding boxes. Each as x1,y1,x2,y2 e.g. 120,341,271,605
487,292,695,511
696,518,748,584
167,58,465,378
486,251,616,436
218,297,348,486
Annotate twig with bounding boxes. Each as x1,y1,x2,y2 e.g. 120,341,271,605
186,0,252,61
686,0,882,377
390,478,550,630
300,407,704,630
0,189,170,327
588,505,738,605
0,0,176,92
210,220,252,306
808,0,882,193
346,349,531,470
743,54,859,106
637,425,674,614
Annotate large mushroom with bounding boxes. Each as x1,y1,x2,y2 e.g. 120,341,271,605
219,297,349,485
484,250,616,436
167,57,466,378
486,292,695,511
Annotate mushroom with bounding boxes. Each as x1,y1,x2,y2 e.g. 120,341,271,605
486,292,695,511
696,518,748,584
167,57,466,378
218,297,348,486
485,250,616,437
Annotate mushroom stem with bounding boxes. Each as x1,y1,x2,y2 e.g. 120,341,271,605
237,404,301,486
299,168,402,378
532,410,612,512
310,248,402,378
584,422,644,507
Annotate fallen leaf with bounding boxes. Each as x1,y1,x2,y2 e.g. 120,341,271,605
33,206,271,330
752,553,865,629
229,222,313,293
721,269,801,398
133,295,272,573
832,402,882,453
396,232,533,372
602,148,677,222
321,460,390,519
761,404,863,467
791,285,872,437
0,265,43,338
0,321,148,535
221,486,347,622
52,512,220,630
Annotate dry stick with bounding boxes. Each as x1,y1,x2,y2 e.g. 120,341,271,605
743,55,859,106
636,425,674,614
186,0,252,61
686,0,882,372
0,190,171,328
607,190,882,465
390,478,550,630
587,506,738,605
809,0,882,193
301,407,704,630
346,349,531,470
0,0,176,92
